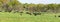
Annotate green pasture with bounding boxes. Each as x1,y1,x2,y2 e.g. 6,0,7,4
0,12,60,22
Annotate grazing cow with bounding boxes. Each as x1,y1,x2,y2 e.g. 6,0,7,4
0,10,2,12
20,12,23,13
19,12,23,16
58,16,60,17
26,12,32,15
33,12,41,16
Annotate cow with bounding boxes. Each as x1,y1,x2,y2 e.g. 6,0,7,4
19,12,23,16
26,12,32,15
58,16,60,17
0,10,2,12
26,12,41,16
33,12,41,16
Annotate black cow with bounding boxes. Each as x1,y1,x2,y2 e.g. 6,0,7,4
20,12,23,13
26,12,41,16
33,12,41,16
0,10,2,12
19,12,23,16
26,12,32,15
58,16,60,17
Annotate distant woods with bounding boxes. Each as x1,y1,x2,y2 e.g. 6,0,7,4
0,0,60,13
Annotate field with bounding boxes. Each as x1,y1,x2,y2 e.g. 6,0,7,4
0,12,60,22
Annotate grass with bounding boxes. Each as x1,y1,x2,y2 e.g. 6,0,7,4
0,12,60,22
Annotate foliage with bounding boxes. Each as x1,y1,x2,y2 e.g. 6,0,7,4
0,0,60,13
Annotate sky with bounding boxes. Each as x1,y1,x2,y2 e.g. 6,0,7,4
18,0,60,4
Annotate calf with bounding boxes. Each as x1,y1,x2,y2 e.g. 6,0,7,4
26,12,32,15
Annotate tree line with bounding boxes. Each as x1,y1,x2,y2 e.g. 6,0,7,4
0,0,60,13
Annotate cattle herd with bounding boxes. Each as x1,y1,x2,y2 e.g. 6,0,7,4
0,11,60,17
11,11,41,16
19,12,41,16
26,12,41,16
